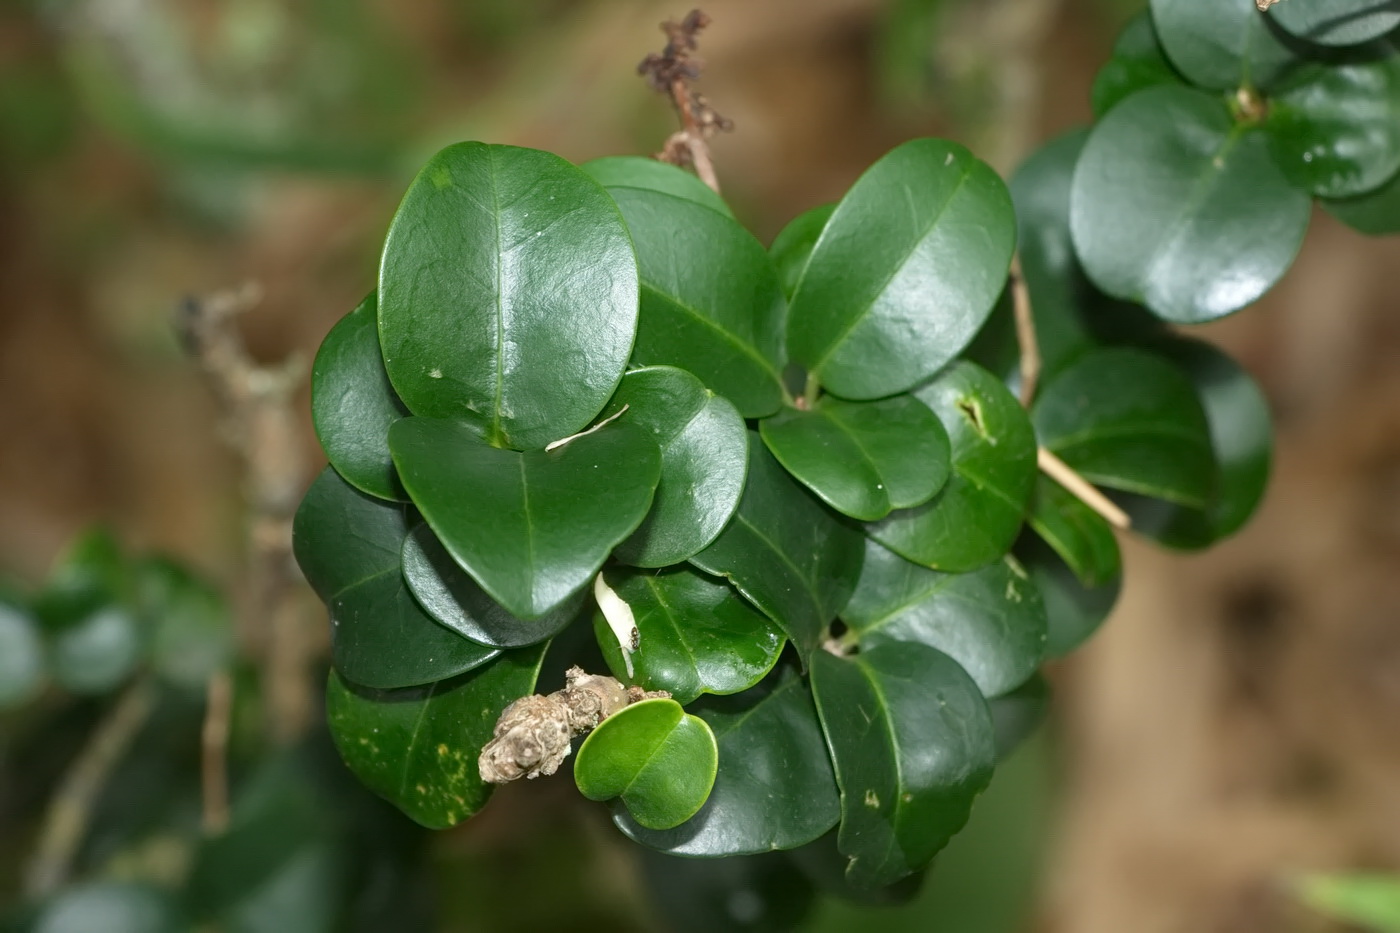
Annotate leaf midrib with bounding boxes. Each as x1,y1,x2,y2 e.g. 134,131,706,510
396,679,442,798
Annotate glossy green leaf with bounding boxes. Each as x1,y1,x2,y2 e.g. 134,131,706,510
599,366,748,567
1033,346,1215,508
989,672,1050,760
1270,0,1400,47
389,418,661,619
593,566,783,704
1296,873,1400,931
49,606,140,695
293,467,498,689
575,698,718,831
401,525,583,648
787,138,1016,400
311,292,409,501
810,642,995,888
616,670,840,855
1025,475,1122,588
581,155,734,217
1267,51,1400,198
1016,531,1120,657
611,187,786,417
32,882,186,933
1150,0,1303,91
770,203,835,299
689,439,864,658
132,556,235,691
868,361,1037,572
377,142,637,450
760,395,951,521
0,602,44,708
1323,167,1400,233
1071,85,1311,323
841,539,1046,698
326,644,547,829
1091,13,1187,117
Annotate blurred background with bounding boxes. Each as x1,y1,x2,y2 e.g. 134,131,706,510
1,0,1399,930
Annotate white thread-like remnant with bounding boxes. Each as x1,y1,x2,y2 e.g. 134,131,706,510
544,404,629,452
594,573,638,678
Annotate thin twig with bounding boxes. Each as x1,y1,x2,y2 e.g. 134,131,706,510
1038,448,1131,530
25,679,157,897
1010,255,1040,407
201,670,233,834
639,9,732,194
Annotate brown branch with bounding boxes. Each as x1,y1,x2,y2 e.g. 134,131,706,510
201,670,233,834
1038,448,1132,530
1256,0,1282,10
639,9,732,193
1010,255,1040,407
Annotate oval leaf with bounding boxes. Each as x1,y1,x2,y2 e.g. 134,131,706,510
0,602,44,707
689,438,864,658
592,566,783,704
787,138,1016,400
1323,167,1400,233
1270,0,1400,47
868,361,1037,573
1070,85,1311,323
310,292,409,501
1025,475,1122,587
49,606,141,696
611,187,786,417
810,642,995,888
378,142,638,449
616,671,840,855
1150,0,1303,91
760,394,951,521
575,698,719,831
1015,531,1121,658
293,467,498,688
770,203,835,299
600,366,748,567
581,155,734,217
841,539,1046,698
389,418,661,620
1092,13,1187,117
326,643,547,829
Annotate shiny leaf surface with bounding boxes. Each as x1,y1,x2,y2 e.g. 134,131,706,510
1091,13,1186,117
769,203,834,299
1270,0,1400,47
1024,475,1122,588
1150,0,1303,90
581,155,734,217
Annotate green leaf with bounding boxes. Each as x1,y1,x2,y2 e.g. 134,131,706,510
1323,166,1400,233
785,829,927,907
599,366,749,567
581,155,734,217
293,467,498,689
1091,13,1187,117
1016,531,1120,657
326,643,547,829
593,567,783,705
868,361,1037,572
616,671,839,855
611,187,786,417
310,292,409,501
1267,50,1400,198
132,556,235,691
1296,873,1400,932
400,525,583,648
389,418,661,619
1070,85,1311,323
31,882,186,933
1025,475,1122,588
35,527,126,629
575,698,719,831
840,539,1046,698
1150,0,1304,91
810,642,995,888
989,672,1050,760
770,204,835,299
0,602,44,708
49,606,140,695
689,438,864,658
760,395,951,521
787,138,1016,400
1270,0,1400,47
1033,346,1215,508
377,142,637,450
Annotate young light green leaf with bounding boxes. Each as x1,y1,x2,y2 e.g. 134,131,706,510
769,203,834,299
760,394,951,521
0,602,44,708
1150,0,1303,91
377,142,638,450
868,362,1037,572
575,698,718,831
787,138,1016,400
310,292,409,501
1091,13,1187,117
1270,0,1400,47
293,467,498,689
1295,873,1400,932
581,155,734,217
389,418,661,620
1015,531,1121,658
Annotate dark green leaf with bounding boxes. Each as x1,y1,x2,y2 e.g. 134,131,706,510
1070,85,1311,323
0,602,44,708
611,187,787,417
389,418,661,619
575,698,718,831
787,138,1016,400
600,366,748,567
689,438,864,658
989,672,1050,760
1024,475,1122,587
378,142,637,450
770,204,835,299
868,361,1037,572
1323,166,1400,233
616,670,840,855
293,467,498,689
636,849,814,933
760,395,951,521
785,829,927,907
581,155,734,217
1033,346,1215,508
311,292,409,501
592,566,783,705
841,539,1046,698
326,644,547,829
49,606,140,695
810,643,995,888
1015,531,1120,657
401,525,582,648
1270,0,1400,47
1150,0,1304,90
132,556,235,690
35,527,126,629
32,882,186,933
1092,13,1187,117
